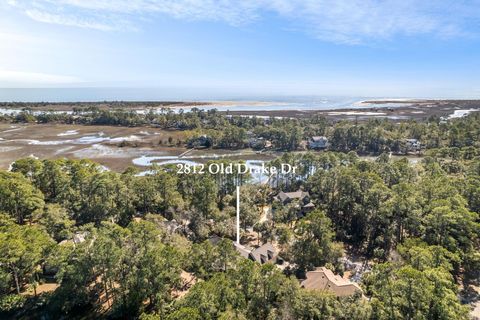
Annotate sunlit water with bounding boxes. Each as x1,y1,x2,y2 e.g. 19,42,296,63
0,88,414,112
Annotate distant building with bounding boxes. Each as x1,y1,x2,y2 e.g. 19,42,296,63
59,231,89,247
249,137,265,149
187,135,212,148
405,138,421,152
248,137,272,150
73,231,88,244
301,267,362,297
308,136,328,150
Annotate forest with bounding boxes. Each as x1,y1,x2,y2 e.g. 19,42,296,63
2,106,480,154
0,110,479,319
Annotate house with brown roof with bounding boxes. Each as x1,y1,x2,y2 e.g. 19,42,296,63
301,267,362,297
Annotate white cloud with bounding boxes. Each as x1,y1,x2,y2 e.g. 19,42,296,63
52,0,261,25
265,0,471,44
0,70,82,85
6,0,479,43
25,9,116,31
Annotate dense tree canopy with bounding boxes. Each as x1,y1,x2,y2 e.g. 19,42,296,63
3,104,480,153
1,110,480,318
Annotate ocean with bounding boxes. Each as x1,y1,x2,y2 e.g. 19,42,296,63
0,87,410,111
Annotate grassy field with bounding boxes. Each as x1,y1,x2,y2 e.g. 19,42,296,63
0,123,279,172
0,123,190,171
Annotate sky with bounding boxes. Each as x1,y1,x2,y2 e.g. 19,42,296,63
1,0,480,98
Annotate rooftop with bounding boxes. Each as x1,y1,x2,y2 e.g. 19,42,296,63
301,267,362,297
310,136,328,142
250,243,277,264
277,190,309,202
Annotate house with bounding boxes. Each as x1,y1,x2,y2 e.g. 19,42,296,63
210,237,280,265
249,243,279,264
303,202,315,211
234,242,281,265
187,135,212,148
276,190,310,204
274,189,315,216
248,137,272,150
73,231,88,244
59,231,89,247
405,138,421,152
234,242,254,259
308,136,328,150
248,137,265,150
301,267,362,297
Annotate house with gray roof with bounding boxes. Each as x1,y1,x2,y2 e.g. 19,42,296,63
276,190,310,204
234,242,280,265
308,136,328,150
274,189,315,217
249,243,278,264
234,242,254,259
405,138,421,152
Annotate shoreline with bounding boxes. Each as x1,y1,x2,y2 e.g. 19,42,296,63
222,99,480,121
0,99,479,121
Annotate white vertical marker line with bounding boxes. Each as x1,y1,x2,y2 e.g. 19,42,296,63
236,185,240,244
